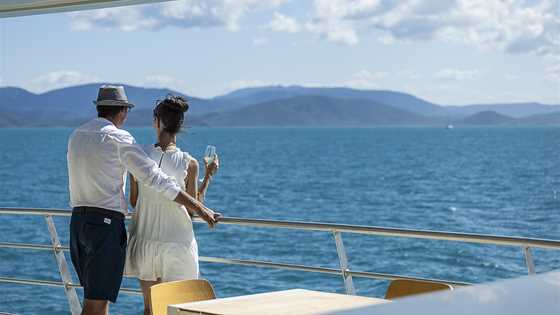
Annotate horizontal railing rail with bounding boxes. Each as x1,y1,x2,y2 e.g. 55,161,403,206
1,207,559,249
0,242,471,289
1,207,559,314
196,256,472,286
0,276,142,295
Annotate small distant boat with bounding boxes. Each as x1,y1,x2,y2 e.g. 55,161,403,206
446,124,454,129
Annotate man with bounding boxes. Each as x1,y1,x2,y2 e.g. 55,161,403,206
67,85,220,315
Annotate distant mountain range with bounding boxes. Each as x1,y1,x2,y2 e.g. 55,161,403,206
214,86,445,116
454,111,516,125
445,103,560,118
199,95,436,126
0,84,558,127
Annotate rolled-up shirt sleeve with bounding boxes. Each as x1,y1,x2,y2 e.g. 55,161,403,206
111,133,181,201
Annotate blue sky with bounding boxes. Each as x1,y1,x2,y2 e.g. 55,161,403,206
0,0,558,105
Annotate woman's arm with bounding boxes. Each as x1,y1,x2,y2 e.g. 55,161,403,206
129,173,139,209
198,155,219,202
184,159,199,217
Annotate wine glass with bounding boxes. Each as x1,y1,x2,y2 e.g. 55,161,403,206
204,145,216,165
200,145,217,183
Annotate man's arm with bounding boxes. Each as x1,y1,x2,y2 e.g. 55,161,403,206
112,134,220,226
174,191,219,227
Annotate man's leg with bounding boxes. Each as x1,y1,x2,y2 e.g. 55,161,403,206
69,210,83,285
81,299,109,315
79,210,127,309
70,209,108,315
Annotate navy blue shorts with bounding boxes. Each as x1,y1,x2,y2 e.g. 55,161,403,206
70,207,127,303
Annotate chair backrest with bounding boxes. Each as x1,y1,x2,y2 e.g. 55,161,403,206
150,279,216,315
385,279,453,300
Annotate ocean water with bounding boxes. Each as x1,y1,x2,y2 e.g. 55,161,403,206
0,126,559,314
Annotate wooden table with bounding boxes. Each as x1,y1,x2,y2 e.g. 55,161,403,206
168,289,389,315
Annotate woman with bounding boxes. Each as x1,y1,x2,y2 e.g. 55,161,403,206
125,95,219,315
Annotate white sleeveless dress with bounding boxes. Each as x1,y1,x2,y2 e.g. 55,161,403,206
124,145,199,282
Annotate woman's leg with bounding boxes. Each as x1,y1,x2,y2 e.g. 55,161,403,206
139,279,161,315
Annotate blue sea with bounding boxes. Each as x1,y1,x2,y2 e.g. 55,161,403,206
0,127,559,314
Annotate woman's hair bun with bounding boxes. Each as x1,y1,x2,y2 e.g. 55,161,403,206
162,94,189,113
154,94,189,135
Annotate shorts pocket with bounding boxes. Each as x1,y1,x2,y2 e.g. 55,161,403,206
81,223,112,255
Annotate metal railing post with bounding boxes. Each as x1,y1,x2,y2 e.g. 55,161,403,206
332,230,355,295
44,215,82,315
522,246,536,275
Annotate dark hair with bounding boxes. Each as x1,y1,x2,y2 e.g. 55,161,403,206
153,95,189,135
97,106,128,119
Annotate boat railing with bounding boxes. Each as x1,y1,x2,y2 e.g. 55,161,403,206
1,207,559,315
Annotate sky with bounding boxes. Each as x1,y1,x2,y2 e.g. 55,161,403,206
0,0,558,105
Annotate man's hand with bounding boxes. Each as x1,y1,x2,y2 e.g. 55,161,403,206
174,190,221,228
195,207,220,228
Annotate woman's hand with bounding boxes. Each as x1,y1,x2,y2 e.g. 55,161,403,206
204,154,219,177
198,155,218,203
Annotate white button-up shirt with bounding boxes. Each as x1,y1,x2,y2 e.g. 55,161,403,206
67,117,181,214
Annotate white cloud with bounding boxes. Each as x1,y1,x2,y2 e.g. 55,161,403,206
313,0,383,21
434,68,480,81
142,74,199,95
378,34,396,45
344,70,388,89
227,79,269,91
70,6,159,31
71,0,288,32
305,19,359,45
68,0,558,61
30,70,99,92
144,74,184,88
302,0,559,57
252,36,269,46
269,12,300,33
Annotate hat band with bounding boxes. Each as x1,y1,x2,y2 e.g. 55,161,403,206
94,100,134,107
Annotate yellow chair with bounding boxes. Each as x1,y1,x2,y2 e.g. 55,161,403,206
385,279,453,300
150,279,216,315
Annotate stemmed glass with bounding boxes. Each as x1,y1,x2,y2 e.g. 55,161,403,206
200,145,217,183
204,145,216,165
